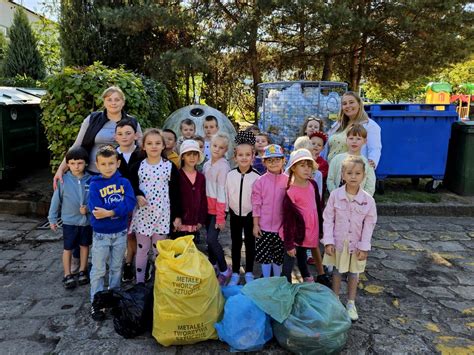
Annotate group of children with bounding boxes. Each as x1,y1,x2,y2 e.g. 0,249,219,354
48,114,377,322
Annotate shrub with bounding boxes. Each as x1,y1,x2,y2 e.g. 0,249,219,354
140,75,171,127
0,74,44,88
41,62,152,171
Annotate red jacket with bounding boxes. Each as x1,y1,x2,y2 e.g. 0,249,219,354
179,169,207,226
282,179,323,251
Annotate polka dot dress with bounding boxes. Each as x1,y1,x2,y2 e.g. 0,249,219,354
131,159,172,236
327,129,349,163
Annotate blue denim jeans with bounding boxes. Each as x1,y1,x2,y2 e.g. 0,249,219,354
90,230,127,302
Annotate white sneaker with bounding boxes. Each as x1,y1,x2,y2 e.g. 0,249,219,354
244,272,254,284
228,273,240,286
346,301,359,321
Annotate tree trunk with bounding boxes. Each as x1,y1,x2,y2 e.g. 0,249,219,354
321,53,334,81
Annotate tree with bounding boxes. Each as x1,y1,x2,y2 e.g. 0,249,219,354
2,9,45,80
33,19,62,75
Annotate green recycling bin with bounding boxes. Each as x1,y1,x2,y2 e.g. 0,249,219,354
445,121,474,196
0,87,48,181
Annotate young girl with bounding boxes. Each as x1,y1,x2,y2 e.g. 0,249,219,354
129,128,182,283
322,155,377,321
203,132,232,285
281,149,326,284
299,116,324,137
310,131,329,192
253,132,271,175
293,136,323,199
226,131,260,285
173,139,207,242
251,144,288,278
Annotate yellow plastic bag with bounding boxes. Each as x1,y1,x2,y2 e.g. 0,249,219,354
152,235,224,346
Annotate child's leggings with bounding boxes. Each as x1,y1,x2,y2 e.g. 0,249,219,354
229,210,255,273
206,214,227,272
282,246,311,282
135,233,166,283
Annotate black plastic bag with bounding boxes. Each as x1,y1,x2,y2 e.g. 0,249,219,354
93,282,154,338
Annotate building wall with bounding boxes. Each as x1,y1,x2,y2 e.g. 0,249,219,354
0,0,42,37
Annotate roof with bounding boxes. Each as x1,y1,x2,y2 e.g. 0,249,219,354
0,86,46,106
8,0,43,19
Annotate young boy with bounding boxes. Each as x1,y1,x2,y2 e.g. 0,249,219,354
114,119,143,283
327,124,376,196
310,131,329,190
177,118,196,153
203,115,219,160
203,132,232,285
253,132,271,174
163,128,180,167
193,135,208,172
226,131,260,285
88,145,136,321
48,147,92,289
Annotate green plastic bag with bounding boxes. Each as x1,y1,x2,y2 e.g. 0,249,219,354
243,277,351,354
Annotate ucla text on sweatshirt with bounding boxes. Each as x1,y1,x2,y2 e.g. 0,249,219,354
88,171,136,233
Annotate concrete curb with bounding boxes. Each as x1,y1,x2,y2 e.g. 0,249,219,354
0,198,473,218
0,199,50,217
377,203,474,217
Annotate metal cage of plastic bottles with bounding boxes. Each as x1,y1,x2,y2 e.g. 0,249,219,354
257,81,347,154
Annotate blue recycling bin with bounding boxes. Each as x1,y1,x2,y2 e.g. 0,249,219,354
365,104,459,188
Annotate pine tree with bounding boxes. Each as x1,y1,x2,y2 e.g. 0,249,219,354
2,9,45,80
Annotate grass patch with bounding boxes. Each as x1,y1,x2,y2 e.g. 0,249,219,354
374,178,443,204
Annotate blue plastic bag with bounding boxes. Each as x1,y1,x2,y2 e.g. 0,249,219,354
215,293,273,352
243,277,351,354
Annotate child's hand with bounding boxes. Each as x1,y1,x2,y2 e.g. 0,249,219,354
79,205,87,215
173,217,182,231
368,159,376,168
356,249,368,261
93,207,114,219
253,225,262,238
287,248,296,257
50,223,57,232
137,196,148,207
215,223,225,230
325,244,335,256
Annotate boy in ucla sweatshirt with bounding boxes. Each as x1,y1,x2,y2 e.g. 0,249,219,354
88,145,136,321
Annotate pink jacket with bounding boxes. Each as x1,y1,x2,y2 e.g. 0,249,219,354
204,157,231,225
251,172,288,233
322,186,377,252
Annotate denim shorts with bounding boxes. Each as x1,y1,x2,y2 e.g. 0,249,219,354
63,224,93,250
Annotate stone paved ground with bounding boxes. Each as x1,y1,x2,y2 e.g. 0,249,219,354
0,214,473,354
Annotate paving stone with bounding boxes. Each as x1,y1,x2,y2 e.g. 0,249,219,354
372,334,432,353
25,229,62,242
367,249,387,259
393,239,426,252
381,260,417,271
387,223,411,232
24,297,83,317
16,249,43,260
406,286,455,299
371,239,394,250
444,318,474,337
341,329,370,354
412,222,443,232
53,338,119,354
456,274,474,285
0,300,33,318
17,222,40,231
438,300,474,313
444,223,467,232
367,269,408,282
0,318,43,339
116,337,178,354
38,314,98,341
433,232,471,241
3,257,55,272
460,240,474,250
415,274,455,286
448,286,474,300
373,230,401,241
0,249,24,260
427,241,467,252
1,339,56,353
400,231,434,242
0,229,24,242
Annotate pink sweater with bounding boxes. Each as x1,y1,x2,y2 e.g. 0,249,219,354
322,186,377,252
203,157,231,225
251,172,288,233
